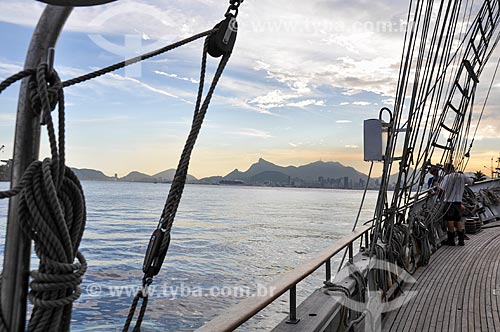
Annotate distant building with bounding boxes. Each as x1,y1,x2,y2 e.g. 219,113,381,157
344,176,349,189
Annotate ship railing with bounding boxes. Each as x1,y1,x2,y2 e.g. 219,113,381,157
194,187,451,331
194,223,374,332
194,190,442,332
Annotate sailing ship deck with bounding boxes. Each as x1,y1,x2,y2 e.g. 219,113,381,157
383,223,500,332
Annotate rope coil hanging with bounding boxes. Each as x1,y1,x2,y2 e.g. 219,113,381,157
0,0,242,330
0,63,87,332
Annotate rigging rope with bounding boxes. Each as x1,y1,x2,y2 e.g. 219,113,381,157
369,1,500,301
466,54,500,162
0,1,241,328
378,0,500,234
337,161,374,274
123,2,241,330
123,35,234,332
62,29,216,88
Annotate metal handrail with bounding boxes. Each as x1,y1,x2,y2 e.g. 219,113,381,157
194,224,373,332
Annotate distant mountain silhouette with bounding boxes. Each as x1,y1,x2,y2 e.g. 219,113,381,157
199,158,372,188
120,169,197,183
227,158,289,179
292,160,367,182
152,169,198,183
250,170,290,183
221,158,368,183
120,171,153,182
71,168,113,181
71,167,197,183
71,159,405,189
224,169,245,180
198,175,223,184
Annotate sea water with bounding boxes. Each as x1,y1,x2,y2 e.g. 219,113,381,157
0,181,378,331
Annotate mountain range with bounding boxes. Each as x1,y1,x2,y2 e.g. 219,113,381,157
226,158,367,182
68,158,482,190
72,158,383,189
71,168,198,183
198,158,372,188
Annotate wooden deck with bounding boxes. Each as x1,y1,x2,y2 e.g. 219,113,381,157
383,224,500,332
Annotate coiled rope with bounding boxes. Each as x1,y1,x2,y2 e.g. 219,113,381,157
0,64,87,332
0,17,232,331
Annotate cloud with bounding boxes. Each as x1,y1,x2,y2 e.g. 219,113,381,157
382,98,395,106
352,101,371,106
471,124,500,141
0,113,16,128
43,64,202,105
342,89,363,96
1,1,404,110
0,2,44,27
249,90,296,109
154,70,199,84
2,0,496,178
0,113,16,121
0,62,23,78
345,144,359,148
213,95,276,115
249,90,325,111
225,128,273,138
72,115,132,124
106,73,191,101
61,70,198,105
252,61,312,95
0,1,210,42
288,99,326,107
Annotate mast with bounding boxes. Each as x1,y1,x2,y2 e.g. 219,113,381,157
1,6,72,331
371,0,500,259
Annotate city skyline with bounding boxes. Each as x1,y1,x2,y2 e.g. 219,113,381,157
1,0,500,179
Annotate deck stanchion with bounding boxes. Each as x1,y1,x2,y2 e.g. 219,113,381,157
286,285,300,324
348,243,354,263
326,258,331,282
1,5,72,332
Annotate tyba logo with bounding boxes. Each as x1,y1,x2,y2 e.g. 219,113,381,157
329,259,418,332
88,3,176,78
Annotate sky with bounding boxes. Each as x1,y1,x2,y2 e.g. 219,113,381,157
0,0,500,179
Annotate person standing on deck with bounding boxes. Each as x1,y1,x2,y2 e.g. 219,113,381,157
439,164,473,246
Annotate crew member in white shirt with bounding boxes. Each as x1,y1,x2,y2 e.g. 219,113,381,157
439,163,473,246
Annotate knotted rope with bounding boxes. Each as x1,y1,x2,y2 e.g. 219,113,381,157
0,8,238,331
0,64,87,332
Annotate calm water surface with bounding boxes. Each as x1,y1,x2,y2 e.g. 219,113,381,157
0,181,378,331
